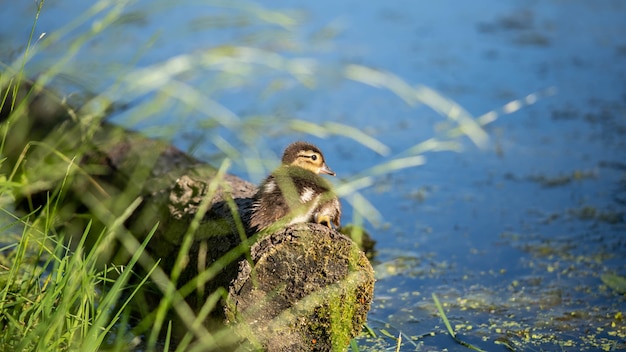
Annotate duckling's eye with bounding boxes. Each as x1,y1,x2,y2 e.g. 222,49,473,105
311,154,318,161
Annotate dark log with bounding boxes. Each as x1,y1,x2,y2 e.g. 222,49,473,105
1,81,375,351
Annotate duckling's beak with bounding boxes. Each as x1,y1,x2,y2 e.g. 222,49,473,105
320,163,336,176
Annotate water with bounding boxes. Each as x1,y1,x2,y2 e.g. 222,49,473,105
2,0,625,350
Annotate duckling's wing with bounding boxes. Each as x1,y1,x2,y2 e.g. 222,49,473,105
249,174,291,230
250,167,338,231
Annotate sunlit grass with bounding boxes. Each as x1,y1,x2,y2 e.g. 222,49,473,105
0,204,156,351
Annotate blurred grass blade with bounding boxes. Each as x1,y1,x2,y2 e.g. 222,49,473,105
289,119,334,138
403,137,462,156
363,324,376,337
349,338,360,352
324,122,390,156
364,155,425,177
289,119,390,156
345,64,488,148
379,329,396,339
413,85,487,148
344,64,418,105
447,87,558,139
336,155,425,197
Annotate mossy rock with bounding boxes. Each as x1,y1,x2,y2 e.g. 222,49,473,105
225,223,374,351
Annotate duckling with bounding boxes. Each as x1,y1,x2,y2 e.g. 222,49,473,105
249,141,342,232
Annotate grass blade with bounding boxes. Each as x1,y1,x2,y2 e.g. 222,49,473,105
432,293,486,352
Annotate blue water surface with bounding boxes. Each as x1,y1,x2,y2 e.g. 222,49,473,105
1,1,625,350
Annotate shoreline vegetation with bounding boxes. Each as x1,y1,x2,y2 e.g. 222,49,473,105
1,80,374,351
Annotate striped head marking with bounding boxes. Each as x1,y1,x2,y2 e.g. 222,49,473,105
281,141,336,176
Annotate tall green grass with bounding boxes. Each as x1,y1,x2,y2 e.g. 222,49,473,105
0,206,156,351
0,1,551,351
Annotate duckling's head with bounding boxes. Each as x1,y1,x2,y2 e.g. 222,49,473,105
281,141,336,176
